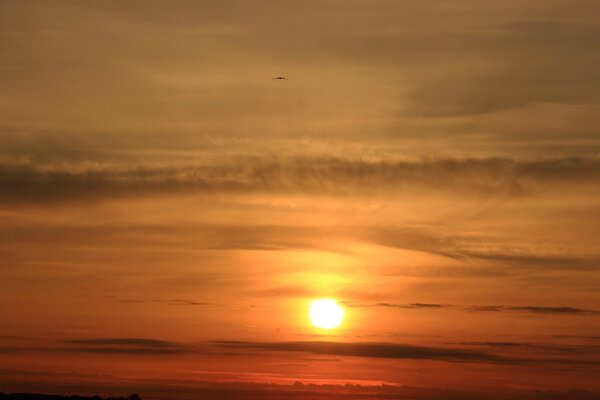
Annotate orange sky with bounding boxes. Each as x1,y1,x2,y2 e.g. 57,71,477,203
1,1,600,399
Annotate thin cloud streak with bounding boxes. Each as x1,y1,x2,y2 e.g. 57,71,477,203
62,338,187,355
65,338,180,348
466,305,600,315
214,340,517,364
213,340,600,369
348,302,600,316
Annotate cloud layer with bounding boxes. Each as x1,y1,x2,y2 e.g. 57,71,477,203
1,156,599,204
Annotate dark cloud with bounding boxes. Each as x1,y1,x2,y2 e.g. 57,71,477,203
553,335,600,341
213,340,515,364
0,335,30,340
66,338,177,347
0,338,195,357
450,341,595,355
457,341,541,348
377,303,446,309
212,340,600,371
352,302,599,316
345,302,448,309
113,297,210,306
362,225,600,272
63,338,187,355
456,252,594,268
1,156,599,204
467,305,600,315
157,299,208,306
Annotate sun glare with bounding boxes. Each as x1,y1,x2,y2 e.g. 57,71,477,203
309,299,344,329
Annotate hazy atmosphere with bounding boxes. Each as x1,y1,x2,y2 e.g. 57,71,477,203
1,1,600,399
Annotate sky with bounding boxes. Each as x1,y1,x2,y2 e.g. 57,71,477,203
1,1,600,399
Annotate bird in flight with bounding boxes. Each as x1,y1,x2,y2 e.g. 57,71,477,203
273,76,288,80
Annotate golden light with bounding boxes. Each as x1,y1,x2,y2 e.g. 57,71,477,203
309,299,344,329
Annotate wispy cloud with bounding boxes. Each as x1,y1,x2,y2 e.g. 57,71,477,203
1,156,598,204
213,340,600,370
348,302,600,316
343,301,448,309
63,338,187,355
376,302,446,309
214,340,515,364
466,305,600,315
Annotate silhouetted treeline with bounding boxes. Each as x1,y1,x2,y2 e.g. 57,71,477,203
2,387,600,400
0,394,140,400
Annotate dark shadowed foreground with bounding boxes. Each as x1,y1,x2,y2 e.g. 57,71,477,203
2,384,599,400
0,395,139,400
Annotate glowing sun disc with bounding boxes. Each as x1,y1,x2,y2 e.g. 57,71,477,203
309,299,344,329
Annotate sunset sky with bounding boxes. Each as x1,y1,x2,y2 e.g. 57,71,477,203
1,1,600,399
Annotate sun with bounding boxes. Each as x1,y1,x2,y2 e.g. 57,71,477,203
309,299,344,329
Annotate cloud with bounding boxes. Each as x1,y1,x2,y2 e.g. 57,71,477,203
376,303,446,309
251,285,314,297
347,21,600,116
113,297,211,306
362,224,600,272
157,299,208,306
212,340,600,371
1,156,599,204
63,338,187,355
345,302,448,309
351,302,599,316
0,335,30,340
449,341,590,355
66,338,177,347
466,305,600,316
455,252,594,269
455,341,542,348
213,340,515,364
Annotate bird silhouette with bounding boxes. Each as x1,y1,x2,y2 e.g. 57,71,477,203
273,76,288,80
